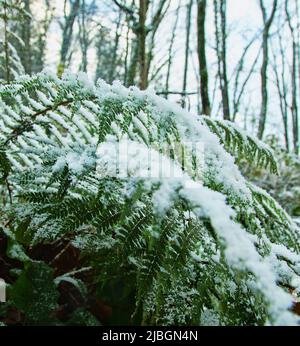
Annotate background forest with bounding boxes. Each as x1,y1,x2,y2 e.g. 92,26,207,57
0,0,300,326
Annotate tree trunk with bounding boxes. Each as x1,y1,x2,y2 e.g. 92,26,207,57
20,0,32,75
220,0,230,120
127,38,139,86
197,0,210,115
271,34,289,152
3,0,10,83
182,0,193,108
58,0,80,75
124,23,130,85
285,0,299,154
78,0,88,72
257,0,278,139
115,0,168,89
214,0,230,120
33,0,54,73
146,0,170,80
138,0,149,90
165,1,181,99
109,11,123,83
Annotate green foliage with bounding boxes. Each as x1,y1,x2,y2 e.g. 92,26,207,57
9,261,59,325
0,72,300,326
244,140,300,219
66,308,101,326
203,117,278,173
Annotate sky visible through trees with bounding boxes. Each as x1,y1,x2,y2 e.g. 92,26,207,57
37,0,299,153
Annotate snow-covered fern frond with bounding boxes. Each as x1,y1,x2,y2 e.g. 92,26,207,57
1,71,300,326
203,117,278,173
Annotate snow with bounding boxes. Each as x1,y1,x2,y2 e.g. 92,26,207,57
1,71,300,325
200,309,220,326
52,146,96,176
97,80,252,202
20,104,34,116
36,90,54,107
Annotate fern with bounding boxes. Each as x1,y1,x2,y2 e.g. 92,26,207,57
203,117,278,173
1,71,300,325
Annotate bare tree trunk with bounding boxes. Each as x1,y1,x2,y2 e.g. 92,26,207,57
232,30,261,120
114,0,168,89
197,0,210,115
297,0,300,133
19,0,32,75
33,0,54,73
146,0,170,80
127,38,139,86
233,47,261,122
113,0,136,86
109,11,123,83
165,1,181,99
285,0,299,154
182,0,193,108
220,0,230,119
138,0,149,90
3,0,10,83
78,0,88,72
58,0,80,75
271,31,289,152
214,0,230,120
257,0,277,139
124,22,130,85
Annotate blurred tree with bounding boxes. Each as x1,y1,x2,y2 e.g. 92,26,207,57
285,0,299,154
0,0,28,82
181,0,193,109
257,0,278,139
58,0,80,75
113,0,169,89
197,0,210,115
12,0,54,74
214,0,230,120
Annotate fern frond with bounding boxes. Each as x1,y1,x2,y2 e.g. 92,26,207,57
1,72,300,326
202,117,278,174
